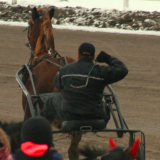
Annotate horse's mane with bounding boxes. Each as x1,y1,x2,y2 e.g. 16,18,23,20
0,121,23,153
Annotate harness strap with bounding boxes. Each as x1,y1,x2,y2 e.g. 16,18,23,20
56,55,69,67
30,55,56,70
25,42,68,69
59,57,65,66
26,43,35,56
30,54,69,70
53,49,62,58
63,56,68,65
44,59,62,68
44,30,52,55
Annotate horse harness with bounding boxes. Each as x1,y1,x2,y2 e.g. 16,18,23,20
25,44,68,70
29,55,64,70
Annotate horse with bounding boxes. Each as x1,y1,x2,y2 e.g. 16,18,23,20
0,121,23,155
22,6,75,119
80,138,140,160
22,7,82,160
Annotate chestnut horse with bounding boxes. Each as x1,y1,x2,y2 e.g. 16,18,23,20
22,7,82,160
80,138,140,160
23,7,75,117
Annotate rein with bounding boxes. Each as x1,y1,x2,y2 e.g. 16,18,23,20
70,60,97,88
23,21,32,41
29,54,65,70
25,41,67,69
25,40,66,69
44,30,52,55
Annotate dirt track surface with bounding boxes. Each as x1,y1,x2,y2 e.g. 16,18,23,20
0,25,160,160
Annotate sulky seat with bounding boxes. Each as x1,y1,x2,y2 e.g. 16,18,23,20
61,119,106,132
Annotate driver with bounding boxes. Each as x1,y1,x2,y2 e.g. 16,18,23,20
41,42,128,125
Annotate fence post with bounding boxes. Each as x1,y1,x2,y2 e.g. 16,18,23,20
12,0,17,4
123,0,129,11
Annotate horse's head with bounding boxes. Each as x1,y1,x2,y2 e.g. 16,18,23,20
27,7,55,57
80,138,140,160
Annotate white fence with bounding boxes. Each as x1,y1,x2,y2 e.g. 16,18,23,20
123,0,129,10
127,0,160,12
123,0,160,12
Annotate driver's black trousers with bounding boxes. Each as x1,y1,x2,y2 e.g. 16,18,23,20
41,92,110,125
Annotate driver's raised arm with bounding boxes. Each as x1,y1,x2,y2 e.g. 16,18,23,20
96,51,128,85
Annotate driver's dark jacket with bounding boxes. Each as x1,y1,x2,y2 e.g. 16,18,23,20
54,56,128,120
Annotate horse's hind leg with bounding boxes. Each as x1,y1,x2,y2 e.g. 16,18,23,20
68,133,82,160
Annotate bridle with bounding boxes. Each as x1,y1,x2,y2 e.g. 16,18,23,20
23,11,45,41
24,11,48,49
23,10,67,67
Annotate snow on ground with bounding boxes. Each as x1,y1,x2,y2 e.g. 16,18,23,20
2,0,160,12
1,20,160,37
1,0,160,36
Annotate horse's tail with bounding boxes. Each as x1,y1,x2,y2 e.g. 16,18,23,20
80,145,106,160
